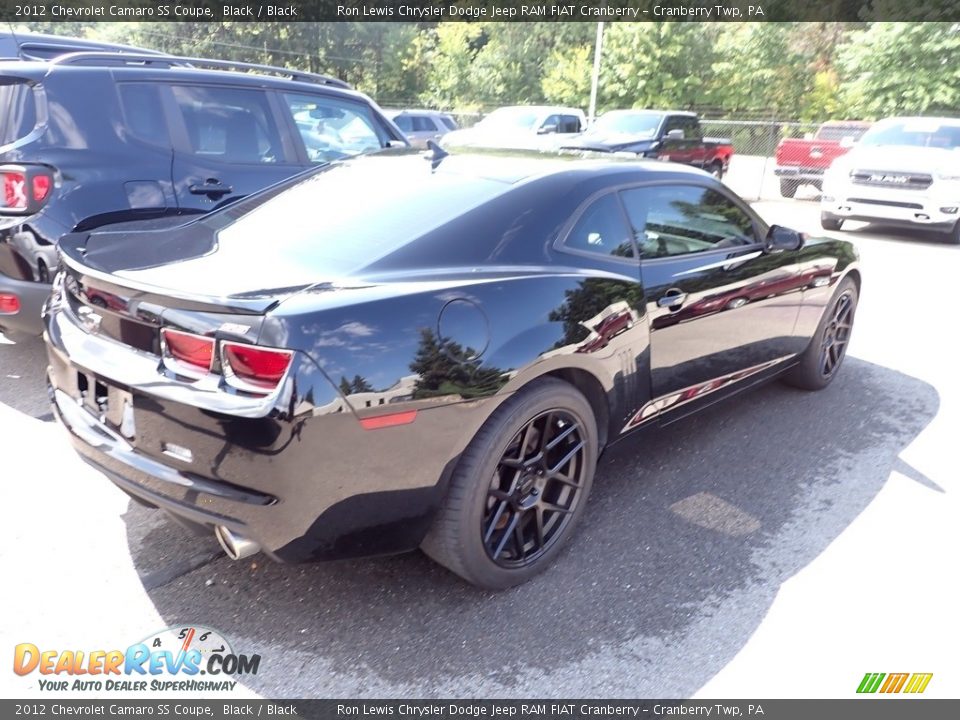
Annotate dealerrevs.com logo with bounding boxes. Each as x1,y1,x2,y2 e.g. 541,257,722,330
13,626,261,692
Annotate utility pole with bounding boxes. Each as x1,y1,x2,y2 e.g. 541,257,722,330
588,22,604,125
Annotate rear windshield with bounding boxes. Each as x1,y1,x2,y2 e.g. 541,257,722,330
209,155,509,276
815,125,868,142
0,79,39,147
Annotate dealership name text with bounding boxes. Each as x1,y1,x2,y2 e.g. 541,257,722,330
336,4,765,19
336,705,765,717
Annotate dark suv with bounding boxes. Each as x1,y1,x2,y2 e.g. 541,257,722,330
0,33,407,337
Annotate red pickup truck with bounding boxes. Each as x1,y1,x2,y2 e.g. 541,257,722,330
775,121,871,197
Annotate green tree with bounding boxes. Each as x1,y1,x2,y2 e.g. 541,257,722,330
836,22,960,118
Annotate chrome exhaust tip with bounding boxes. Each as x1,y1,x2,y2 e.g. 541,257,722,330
215,525,260,560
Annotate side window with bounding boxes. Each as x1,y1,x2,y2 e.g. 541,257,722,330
393,115,413,132
117,83,170,147
542,114,561,132
282,92,386,163
621,185,757,259
439,115,458,131
564,193,634,260
559,115,582,133
412,116,436,132
0,79,39,147
682,116,702,140
170,86,284,164
663,116,684,138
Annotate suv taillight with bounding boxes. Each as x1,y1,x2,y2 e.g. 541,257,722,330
221,341,293,393
0,293,20,314
161,328,214,377
0,164,54,214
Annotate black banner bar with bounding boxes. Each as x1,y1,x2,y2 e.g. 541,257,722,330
2,700,958,720
1,0,959,23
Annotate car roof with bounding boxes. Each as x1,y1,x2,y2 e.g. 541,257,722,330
340,148,711,186
0,31,164,60
389,109,452,116
494,105,585,115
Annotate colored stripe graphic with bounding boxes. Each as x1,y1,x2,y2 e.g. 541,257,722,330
857,673,885,693
880,673,909,693
903,673,933,694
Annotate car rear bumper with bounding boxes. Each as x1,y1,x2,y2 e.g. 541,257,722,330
44,302,484,563
0,273,49,337
775,166,825,182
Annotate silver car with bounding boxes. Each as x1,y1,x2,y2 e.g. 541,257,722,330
387,109,459,148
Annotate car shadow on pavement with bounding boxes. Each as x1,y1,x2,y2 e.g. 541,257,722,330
125,357,939,697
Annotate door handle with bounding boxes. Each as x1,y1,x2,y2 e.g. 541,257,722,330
657,289,687,309
189,180,234,197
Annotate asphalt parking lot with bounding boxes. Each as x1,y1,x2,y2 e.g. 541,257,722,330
1,198,957,699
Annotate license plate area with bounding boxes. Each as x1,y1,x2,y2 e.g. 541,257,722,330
76,370,136,440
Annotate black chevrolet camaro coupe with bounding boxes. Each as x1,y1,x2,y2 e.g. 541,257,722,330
44,150,859,589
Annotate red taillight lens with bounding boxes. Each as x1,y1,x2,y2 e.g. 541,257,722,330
0,293,21,314
161,328,214,374
2,172,27,210
32,174,51,203
222,341,293,392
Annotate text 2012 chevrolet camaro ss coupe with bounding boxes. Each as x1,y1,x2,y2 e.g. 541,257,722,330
44,150,860,589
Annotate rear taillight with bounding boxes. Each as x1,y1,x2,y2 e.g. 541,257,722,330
0,164,54,214
161,328,214,376
221,341,294,393
3,172,26,209
0,293,20,314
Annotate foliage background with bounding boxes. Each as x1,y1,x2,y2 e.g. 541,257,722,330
14,21,960,120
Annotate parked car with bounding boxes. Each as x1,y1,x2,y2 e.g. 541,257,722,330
775,121,871,198
45,149,860,589
387,109,458,148
441,105,586,150
821,116,960,242
562,110,733,179
0,34,408,339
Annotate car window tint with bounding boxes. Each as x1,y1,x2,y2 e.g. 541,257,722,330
439,116,458,131
117,83,169,147
170,86,284,164
621,185,756,259
681,116,701,139
412,116,435,132
559,115,581,133
283,92,386,164
0,79,38,147
565,193,634,259
542,114,561,131
393,115,413,132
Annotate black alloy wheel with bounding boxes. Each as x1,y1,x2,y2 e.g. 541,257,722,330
819,291,854,379
783,275,858,391
421,377,598,589
482,409,587,568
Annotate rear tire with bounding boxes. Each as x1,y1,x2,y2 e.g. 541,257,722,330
780,179,800,198
783,276,858,391
820,214,843,231
710,161,724,181
421,378,598,590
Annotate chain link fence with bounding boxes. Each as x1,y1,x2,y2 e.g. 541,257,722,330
700,119,830,202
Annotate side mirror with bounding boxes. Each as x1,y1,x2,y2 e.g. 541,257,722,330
764,225,804,253
665,129,685,140
538,123,558,135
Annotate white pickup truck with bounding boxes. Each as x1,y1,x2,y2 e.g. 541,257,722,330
821,116,960,243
